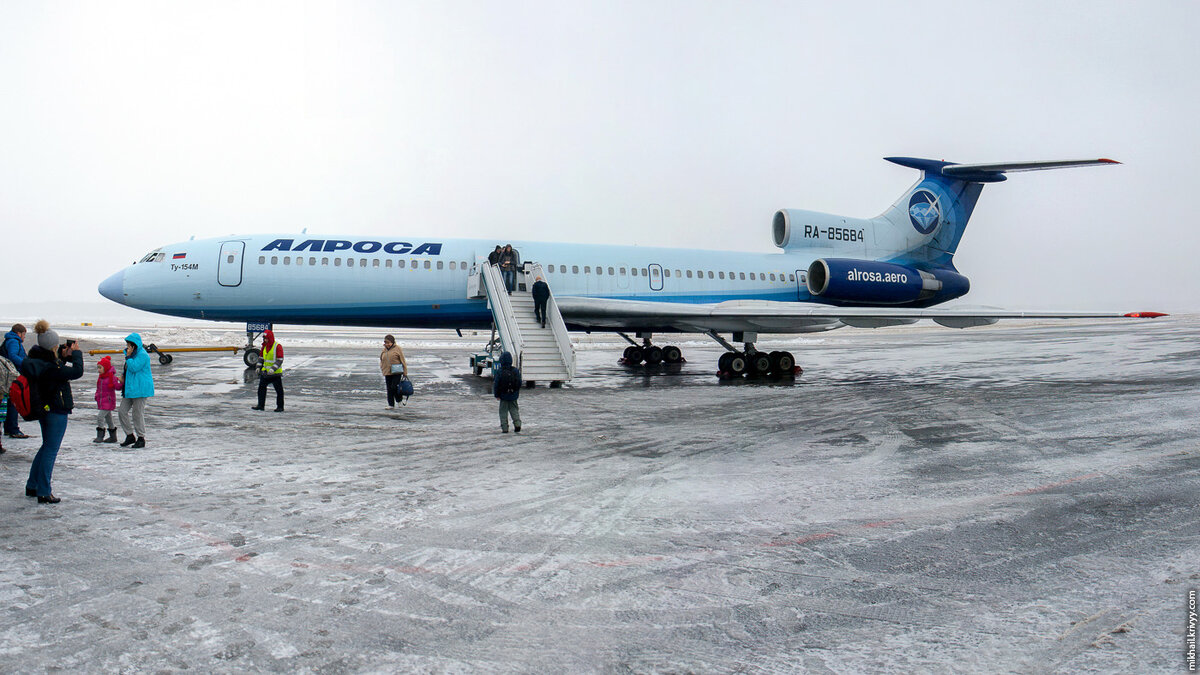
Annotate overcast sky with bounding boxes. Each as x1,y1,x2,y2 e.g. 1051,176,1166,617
1,1,1196,312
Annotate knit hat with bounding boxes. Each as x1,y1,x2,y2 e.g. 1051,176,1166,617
37,328,60,350
99,355,112,372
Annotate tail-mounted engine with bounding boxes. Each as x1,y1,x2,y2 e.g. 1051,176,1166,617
807,258,969,305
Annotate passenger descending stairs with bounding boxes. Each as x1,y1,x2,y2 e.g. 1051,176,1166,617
472,261,575,386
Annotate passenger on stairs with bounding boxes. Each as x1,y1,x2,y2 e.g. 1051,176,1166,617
487,245,502,266
499,244,520,294
531,276,550,328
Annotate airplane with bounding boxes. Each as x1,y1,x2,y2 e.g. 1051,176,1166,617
97,156,1164,380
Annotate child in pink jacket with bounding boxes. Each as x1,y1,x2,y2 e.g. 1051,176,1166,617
93,355,120,443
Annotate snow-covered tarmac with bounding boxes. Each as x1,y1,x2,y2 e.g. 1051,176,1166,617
0,316,1196,672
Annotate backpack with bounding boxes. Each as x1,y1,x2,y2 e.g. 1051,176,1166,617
9,374,46,422
497,367,520,396
0,354,17,391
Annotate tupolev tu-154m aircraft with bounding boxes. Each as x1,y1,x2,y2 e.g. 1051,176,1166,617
97,156,1164,383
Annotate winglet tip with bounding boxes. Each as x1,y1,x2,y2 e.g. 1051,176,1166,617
1123,311,1168,318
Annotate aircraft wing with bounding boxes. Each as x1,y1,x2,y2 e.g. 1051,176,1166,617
555,296,1165,333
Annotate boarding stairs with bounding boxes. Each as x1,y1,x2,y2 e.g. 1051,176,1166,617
469,261,575,386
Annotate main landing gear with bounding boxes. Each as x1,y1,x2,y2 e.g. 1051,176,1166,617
618,333,685,366
711,331,801,381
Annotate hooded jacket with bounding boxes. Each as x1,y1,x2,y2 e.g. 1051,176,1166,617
121,333,155,399
2,330,26,368
95,356,119,410
260,329,283,376
492,351,521,401
20,345,84,414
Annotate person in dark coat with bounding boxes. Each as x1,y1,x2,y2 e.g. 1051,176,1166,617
3,323,29,438
20,323,83,504
531,276,550,328
498,245,520,294
487,245,502,266
492,351,521,433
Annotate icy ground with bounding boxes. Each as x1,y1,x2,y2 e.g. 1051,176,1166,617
0,317,1196,672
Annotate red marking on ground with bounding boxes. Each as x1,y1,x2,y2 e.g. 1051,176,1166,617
1005,472,1102,497
862,520,900,528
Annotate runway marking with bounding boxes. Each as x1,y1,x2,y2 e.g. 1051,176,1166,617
1003,472,1102,497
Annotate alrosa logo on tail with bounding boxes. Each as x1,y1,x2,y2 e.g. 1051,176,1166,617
908,189,942,234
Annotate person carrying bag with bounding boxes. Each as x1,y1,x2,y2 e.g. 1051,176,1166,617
380,334,409,409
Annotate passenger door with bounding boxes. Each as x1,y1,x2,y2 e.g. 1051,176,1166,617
218,241,246,287
795,268,806,300
648,263,664,291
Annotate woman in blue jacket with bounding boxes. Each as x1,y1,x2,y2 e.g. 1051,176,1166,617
118,333,155,448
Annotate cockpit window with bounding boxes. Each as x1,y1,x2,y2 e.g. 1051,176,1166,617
139,250,164,263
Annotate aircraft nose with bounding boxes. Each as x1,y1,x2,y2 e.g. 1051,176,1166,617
98,269,125,303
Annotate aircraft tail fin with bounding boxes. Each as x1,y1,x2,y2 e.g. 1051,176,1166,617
874,157,1119,268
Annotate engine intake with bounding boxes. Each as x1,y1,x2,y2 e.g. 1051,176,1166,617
807,258,969,304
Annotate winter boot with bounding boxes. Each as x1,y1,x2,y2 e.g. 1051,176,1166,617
120,434,137,447
92,427,106,443
105,428,117,443
132,437,145,449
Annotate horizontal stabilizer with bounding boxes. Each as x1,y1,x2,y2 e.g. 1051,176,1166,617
943,159,1120,175
885,157,1119,183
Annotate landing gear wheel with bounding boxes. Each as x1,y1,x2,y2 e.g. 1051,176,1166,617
776,351,796,376
243,348,262,368
746,351,771,376
158,353,173,365
643,345,663,365
625,346,644,365
727,352,748,376
718,352,733,373
622,345,637,361
662,345,682,364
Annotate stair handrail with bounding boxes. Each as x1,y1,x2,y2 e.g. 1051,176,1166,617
527,262,576,379
481,262,524,370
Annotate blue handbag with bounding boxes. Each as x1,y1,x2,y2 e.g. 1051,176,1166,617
396,374,414,404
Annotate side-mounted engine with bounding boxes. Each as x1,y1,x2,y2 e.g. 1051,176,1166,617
806,258,969,305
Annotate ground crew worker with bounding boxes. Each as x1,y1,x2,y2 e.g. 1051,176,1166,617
252,329,285,412
493,351,521,433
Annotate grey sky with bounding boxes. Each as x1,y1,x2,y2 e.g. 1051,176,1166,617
1,1,1196,311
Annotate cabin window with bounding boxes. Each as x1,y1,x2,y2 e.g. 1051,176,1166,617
663,269,670,278
584,266,591,274
310,257,317,266
373,259,380,267
283,256,290,265
749,272,756,280
788,273,795,282
386,259,393,268
334,258,342,267
437,261,443,270
424,260,431,269
718,271,725,279
226,254,234,264
686,270,693,278
321,257,329,266
770,273,776,281
357,258,365,267
651,267,660,277
256,256,264,264
572,265,579,274
707,271,714,279
607,267,614,275
411,259,419,269
295,257,303,266
619,267,627,276
641,268,648,276
270,256,278,265
398,259,406,268
739,272,745,280
461,261,467,269
451,261,458,270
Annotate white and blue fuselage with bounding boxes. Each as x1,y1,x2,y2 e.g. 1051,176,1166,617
100,235,820,331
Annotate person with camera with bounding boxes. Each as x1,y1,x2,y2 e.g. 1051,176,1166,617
117,332,155,447
20,321,83,504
